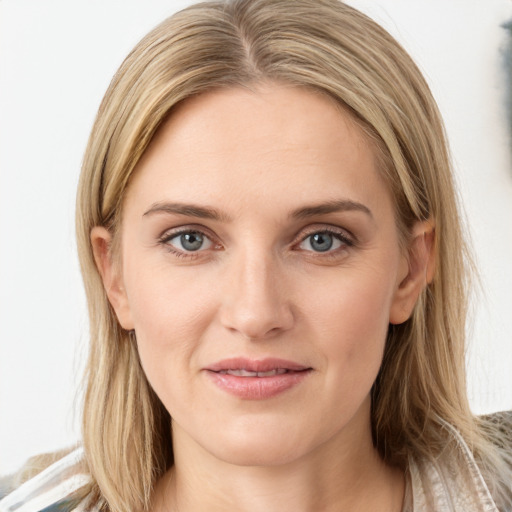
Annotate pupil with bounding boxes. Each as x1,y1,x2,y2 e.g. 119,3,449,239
181,232,203,251
311,233,333,252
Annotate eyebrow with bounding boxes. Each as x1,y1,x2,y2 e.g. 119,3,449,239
291,199,373,220
142,198,372,222
143,202,232,222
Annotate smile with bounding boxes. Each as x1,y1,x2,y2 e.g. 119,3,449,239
204,358,312,399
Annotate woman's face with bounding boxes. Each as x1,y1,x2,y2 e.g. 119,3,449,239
96,85,420,467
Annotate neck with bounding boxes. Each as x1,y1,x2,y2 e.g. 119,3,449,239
152,402,404,512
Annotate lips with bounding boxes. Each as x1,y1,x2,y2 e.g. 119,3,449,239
218,368,288,377
204,358,312,399
205,357,310,373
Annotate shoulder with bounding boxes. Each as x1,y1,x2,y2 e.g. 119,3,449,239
480,410,512,446
408,411,512,512
0,447,96,512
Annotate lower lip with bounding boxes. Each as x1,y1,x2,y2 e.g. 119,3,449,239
205,370,312,400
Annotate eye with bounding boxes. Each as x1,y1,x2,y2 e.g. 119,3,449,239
298,230,352,253
162,230,214,253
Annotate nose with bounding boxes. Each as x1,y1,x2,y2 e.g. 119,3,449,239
219,249,294,340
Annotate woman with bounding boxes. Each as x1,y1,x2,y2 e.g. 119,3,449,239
1,0,511,511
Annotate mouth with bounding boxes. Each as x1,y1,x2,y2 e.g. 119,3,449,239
205,357,311,375
216,368,290,377
204,358,312,400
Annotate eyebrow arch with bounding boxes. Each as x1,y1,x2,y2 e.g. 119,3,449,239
143,202,232,222
291,199,373,220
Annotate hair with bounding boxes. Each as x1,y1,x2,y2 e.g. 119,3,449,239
75,1,512,511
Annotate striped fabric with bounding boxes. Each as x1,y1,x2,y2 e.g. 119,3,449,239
0,449,96,512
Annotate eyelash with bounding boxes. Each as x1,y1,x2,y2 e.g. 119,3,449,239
158,228,219,259
298,227,354,253
157,225,355,260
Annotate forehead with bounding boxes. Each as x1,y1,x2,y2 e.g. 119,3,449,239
124,84,393,220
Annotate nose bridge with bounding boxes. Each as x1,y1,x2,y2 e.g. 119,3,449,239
220,243,293,339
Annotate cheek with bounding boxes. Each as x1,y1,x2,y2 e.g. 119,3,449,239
125,254,214,329
304,266,395,370
122,260,217,382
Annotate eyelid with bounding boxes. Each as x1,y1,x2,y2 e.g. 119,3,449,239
158,224,217,242
295,224,355,246
157,225,222,257
156,223,355,258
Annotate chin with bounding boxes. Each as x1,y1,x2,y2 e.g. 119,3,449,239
199,421,318,467
213,442,306,467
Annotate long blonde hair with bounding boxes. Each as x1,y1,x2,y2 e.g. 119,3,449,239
76,1,511,510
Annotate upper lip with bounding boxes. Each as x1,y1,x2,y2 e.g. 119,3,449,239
204,357,311,373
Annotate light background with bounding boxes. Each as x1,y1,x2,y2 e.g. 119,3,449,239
1,0,511,475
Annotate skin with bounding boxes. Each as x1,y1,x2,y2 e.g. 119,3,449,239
92,84,434,511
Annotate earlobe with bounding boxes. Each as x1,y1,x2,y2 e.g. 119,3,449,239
90,226,135,330
389,221,436,325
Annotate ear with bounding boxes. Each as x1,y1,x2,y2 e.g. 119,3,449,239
90,226,135,330
389,220,435,325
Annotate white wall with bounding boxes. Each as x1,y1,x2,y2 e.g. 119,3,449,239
1,0,511,475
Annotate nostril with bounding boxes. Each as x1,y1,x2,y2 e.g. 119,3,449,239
220,303,294,340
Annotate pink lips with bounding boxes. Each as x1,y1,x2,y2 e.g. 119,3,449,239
204,358,312,400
